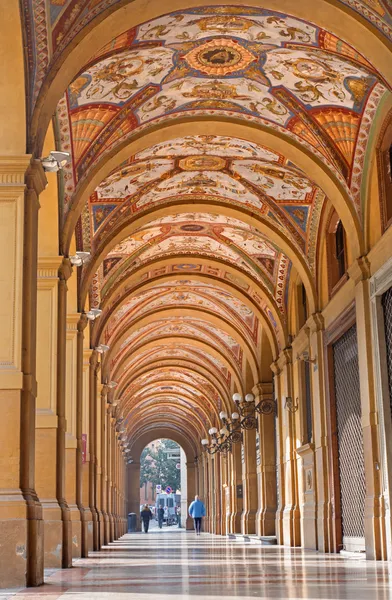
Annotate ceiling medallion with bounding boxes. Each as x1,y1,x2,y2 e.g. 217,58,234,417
179,155,226,171
184,38,256,76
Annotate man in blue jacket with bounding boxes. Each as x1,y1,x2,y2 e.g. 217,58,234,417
188,495,206,535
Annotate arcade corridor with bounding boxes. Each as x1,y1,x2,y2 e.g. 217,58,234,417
2,530,392,600
2,0,392,591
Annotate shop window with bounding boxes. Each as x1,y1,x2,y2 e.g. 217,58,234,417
327,210,347,296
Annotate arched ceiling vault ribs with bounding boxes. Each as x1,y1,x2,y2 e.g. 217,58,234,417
101,308,260,383
119,346,233,391
129,424,200,460
126,399,212,434
93,270,285,355
118,353,234,405
63,121,365,260
121,360,232,406
109,338,245,395
119,369,226,414
126,410,204,444
89,254,287,355
79,203,317,313
30,0,392,158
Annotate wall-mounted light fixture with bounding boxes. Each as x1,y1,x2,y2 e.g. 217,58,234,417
95,344,109,353
40,151,70,172
86,308,102,321
297,351,317,364
70,251,90,267
284,396,299,413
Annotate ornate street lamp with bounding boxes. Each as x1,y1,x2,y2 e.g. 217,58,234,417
232,392,276,430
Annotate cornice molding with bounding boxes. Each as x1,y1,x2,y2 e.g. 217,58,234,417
0,155,32,186
369,256,392,299
37,256,63,279
348,255,371,284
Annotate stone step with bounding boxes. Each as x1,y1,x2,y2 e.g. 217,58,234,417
227,533,278,545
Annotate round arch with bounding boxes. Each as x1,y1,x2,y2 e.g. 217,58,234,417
31,0,392,156
64,121,363,262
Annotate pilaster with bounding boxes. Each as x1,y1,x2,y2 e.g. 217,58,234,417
253,382,276,537
241,424,257,535
348,257,385,559
35,256,64,568
276,348,301,546
65,313,82,558
0,157,45,587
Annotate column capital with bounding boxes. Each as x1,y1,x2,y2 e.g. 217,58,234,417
306,311,325,333
276,346,292,371
58,257,73,282
270,360,281,376
0,155,32,186
37,256,63,280
348,255,371,284
67,313,80,333
26,159,47,197
252,382,273,397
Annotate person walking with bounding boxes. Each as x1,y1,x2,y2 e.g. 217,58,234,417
140,504,153,533
188,495,206,536
157,506,164,529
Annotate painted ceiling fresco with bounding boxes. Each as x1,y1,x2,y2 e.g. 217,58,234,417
23,1,392,116
103,281,260,345
114,316,244,372
27,2,392,436
77,138,324,268
88,213,292,328
120,344,232,387
57,6,389,194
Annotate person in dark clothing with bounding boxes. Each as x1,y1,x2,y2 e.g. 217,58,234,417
157,506,164,529
141,504,153,533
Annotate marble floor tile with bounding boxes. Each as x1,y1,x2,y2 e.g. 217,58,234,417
4,527,392,599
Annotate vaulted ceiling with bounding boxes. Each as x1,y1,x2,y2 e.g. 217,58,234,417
26,2,392,449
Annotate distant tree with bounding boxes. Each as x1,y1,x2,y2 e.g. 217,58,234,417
140,439,181,492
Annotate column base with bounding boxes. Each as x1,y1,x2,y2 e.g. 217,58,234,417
282,505,301,546
241,509,257,535
69,505,82,559
0,515,44,588
256,507,276,537
80,507,93,557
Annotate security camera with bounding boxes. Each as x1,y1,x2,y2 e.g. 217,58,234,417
298,351,316,364
40,151,70,173
70,251,90,267
95,344,110,353
86,308,102,321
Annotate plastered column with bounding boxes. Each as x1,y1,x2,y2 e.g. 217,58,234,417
212,454,222,534
127,462,141,531
35,257,64,568
254,382,276,537
272,362,284,543
108,414,115,541
81,348,93,553
65,313,82,558
95,382,104,546
229,442,242,533
308,313,330,552
77,320,92,557
278,348,301,546
0,158,45,587
349,257,385,560
56,259,73,568
88,353,100,549
241,426,257,534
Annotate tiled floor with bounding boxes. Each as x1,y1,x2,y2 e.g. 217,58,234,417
3,525,392,599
